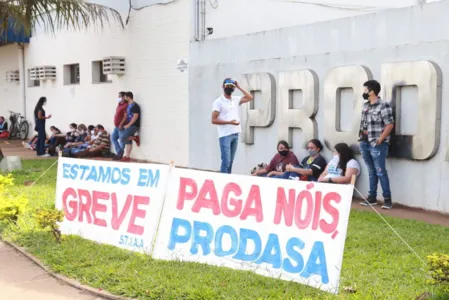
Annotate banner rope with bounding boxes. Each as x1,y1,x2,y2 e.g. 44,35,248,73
26,159,59,188
354,187,427,266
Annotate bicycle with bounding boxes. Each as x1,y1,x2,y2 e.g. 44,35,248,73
8,111,29,140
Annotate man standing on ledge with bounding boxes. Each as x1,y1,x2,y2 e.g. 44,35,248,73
118,92,141,162
112,91,127,160
359,80,395,209
212,78,253,174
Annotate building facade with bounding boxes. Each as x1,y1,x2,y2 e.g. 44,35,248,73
0,0,447,212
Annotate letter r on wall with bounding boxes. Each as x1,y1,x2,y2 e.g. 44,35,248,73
278,70,318,148
241,72,276,144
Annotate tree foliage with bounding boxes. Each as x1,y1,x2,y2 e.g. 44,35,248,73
0,0,124,37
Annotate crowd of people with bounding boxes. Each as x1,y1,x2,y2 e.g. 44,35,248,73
21,91,141,161
5,77,394,209
213,78,394,209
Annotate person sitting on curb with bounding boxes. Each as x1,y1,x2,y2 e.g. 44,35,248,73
0,116,9,138
251,141,299,179
318,143,360,184
283,139,327,182
71,125,110,159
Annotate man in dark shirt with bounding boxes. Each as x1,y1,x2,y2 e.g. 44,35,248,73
112,91,128,160
118,91,141,162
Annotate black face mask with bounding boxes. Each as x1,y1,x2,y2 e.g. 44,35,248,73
279,150,289,157
362,92,369,100
224,87,234,95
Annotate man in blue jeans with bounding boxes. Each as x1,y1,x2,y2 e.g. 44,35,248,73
112,91,128,160
358,80,395,209
118,92,141,162
212,78,253,173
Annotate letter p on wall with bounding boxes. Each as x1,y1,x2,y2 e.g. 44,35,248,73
241,73,276,144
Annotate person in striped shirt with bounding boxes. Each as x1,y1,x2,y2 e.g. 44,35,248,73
73,124,110,158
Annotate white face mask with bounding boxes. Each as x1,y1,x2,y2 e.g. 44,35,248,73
117,98,122,103
333,154,339,160
91,130,95,135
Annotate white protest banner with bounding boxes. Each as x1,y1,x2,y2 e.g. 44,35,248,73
153,168,354,294
55,157,169,254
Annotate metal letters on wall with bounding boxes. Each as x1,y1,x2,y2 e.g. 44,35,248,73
278,70,319,148
323,66,372,151
241,72,276,144
241,60,445,161
381,61,442,160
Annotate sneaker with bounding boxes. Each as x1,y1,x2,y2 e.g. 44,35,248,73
38,154,51,157
120,156,131,162
113,151,124,161
360,195,377,206
381,199,393,209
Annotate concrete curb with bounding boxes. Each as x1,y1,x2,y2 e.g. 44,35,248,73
1,239,134,300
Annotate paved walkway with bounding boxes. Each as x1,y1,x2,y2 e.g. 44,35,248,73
0,241,103,300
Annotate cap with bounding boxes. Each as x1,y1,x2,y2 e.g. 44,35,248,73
223,78,236,86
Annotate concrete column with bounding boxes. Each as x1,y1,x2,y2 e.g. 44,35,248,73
17,45,26,118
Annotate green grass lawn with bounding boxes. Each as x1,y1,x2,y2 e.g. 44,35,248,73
1,159,449,300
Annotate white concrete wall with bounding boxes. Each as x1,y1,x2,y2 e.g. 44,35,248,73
0,45,20,121
202,0,440,40
189,0,449,213
22,0,191,166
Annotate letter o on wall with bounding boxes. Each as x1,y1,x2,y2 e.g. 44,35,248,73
381,61,442,160
241,73,276,145
323,66,372,151
278,70,319,148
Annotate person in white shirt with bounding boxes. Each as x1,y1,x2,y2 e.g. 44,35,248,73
318,143,361,184
211,78,254,173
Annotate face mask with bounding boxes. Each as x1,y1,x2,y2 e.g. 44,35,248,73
91,130,95,135
333,154,339,160
224,87,234,96
362,92,369,100
279,150,289,157
69,128,75,132
80,130,85,134
117,98,122,103
308,149,318,156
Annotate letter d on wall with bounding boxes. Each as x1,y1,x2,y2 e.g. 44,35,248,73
241,73,276,144
381,61,442,160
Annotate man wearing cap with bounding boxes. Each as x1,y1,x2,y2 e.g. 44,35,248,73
212,78,254,174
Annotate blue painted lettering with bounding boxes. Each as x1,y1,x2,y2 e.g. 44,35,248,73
166,218,329,284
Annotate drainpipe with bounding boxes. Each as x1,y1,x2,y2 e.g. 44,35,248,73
17,43,26,118
200,0,206,41
195,0,200,41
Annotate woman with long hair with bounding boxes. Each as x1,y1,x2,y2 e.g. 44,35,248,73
284,139,327,181
34,97,52,157
251,140,299,178
318,143,360,184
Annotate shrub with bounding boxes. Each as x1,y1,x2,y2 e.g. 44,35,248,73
0,174,27,223
427,253,449,292
34,208,65,243
0,173,13,194
0,196,28,223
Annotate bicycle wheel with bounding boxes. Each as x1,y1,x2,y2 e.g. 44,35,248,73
20,121,29,140
8,123,17,140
